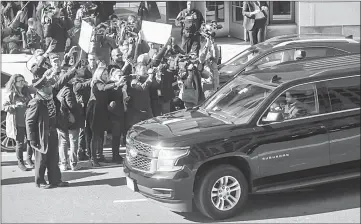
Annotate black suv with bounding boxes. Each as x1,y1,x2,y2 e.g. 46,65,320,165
219,34,360,86
123,54,360,220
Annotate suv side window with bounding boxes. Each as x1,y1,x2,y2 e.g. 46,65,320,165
325,76,361,112
303,47,347,59
253,49,295,69
260,83,323,124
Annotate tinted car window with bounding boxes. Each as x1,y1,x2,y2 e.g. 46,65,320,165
303,47,347,59
1,72,11,88
261,83,319,122
253,49,295,69
325,76,361,112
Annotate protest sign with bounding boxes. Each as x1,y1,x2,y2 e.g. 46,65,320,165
79,21,93,53
141,21,172,45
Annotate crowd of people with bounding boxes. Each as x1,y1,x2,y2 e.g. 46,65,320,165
2,1,221,189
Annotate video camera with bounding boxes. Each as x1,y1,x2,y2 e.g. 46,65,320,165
199,21,223,38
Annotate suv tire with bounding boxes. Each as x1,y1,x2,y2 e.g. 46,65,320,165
194,164,249,220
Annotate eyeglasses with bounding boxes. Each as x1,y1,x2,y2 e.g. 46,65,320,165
16,79,26,83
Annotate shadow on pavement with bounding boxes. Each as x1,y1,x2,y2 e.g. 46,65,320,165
1,161,19,166
175,178,361,222
1,171,107,186
69,177,126,187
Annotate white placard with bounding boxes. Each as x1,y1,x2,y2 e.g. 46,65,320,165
141,21,172,45
78,21,94,53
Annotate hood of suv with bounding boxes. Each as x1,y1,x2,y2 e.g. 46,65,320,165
129,109,230,146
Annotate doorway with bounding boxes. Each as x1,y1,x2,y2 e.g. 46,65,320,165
229,1,245,40
166,1,187,25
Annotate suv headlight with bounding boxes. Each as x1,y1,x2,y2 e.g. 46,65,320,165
156,146,190,172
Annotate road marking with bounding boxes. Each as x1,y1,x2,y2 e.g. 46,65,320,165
113,199,147,203
1,154,16,157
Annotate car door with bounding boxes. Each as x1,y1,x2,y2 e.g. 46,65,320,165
253,82,331,178
322,75,361,164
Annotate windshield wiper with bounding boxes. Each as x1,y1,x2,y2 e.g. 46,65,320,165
207,110,234,124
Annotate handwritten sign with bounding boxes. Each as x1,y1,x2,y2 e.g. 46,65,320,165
141,21,172,45
79,21,94,53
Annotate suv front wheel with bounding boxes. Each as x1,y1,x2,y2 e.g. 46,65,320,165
194,164,249,220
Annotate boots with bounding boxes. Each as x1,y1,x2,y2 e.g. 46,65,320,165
112,155,123,164
26,159,35,169
91,159,101,167
78,150,89,161
18,161,30,171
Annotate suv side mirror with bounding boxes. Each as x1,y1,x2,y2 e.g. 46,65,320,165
261,111,284,124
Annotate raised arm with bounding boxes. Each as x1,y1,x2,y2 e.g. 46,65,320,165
52,67,77,94
242,1,253,18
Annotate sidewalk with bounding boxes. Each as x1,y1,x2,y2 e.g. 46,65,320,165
215,37,251,63
171,27,251,63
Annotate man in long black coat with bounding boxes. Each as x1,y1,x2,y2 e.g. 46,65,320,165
25,65,77,189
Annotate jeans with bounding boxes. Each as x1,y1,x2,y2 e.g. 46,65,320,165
15,126,33,162
58,128,80,166
249,20,266,45
78,127,91,156
89,132,104,161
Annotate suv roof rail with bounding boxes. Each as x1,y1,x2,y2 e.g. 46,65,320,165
266,33,353,41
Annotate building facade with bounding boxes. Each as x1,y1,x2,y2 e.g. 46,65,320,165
115,1,360,39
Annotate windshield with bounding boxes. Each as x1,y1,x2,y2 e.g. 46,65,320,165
202,76,274,124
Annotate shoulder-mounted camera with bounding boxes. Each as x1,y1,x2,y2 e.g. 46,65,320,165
199,21,223,38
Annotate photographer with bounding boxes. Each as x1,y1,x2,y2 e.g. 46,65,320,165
177,52,209,109
91,25,117,66
126,66,158,129
43,7,69,63
175,1,204,55
199,33,220,97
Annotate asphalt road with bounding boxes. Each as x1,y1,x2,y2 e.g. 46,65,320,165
1,149,360,223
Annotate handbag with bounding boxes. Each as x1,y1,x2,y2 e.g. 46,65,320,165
254,11,265,20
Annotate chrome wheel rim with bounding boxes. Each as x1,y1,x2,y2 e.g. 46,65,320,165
1,118,16,152
211,175,241,211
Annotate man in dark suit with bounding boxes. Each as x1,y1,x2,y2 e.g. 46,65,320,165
175,1,204,55
242,1,268,45
25,65,77,189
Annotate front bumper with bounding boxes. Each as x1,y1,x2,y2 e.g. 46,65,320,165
123,159,194,212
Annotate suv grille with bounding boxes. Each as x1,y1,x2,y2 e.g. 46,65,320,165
131,139,153,156
127,154,152,171
126,139,157,173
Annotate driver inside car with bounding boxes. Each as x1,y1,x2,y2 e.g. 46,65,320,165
283,91,308,119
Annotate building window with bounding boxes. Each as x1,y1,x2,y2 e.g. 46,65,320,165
231,1,244,23
206,1,225,22
268,1,295,24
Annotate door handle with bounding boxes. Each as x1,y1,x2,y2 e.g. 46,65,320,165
320,125,326,129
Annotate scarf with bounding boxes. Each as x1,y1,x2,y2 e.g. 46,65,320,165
37,91,56,119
